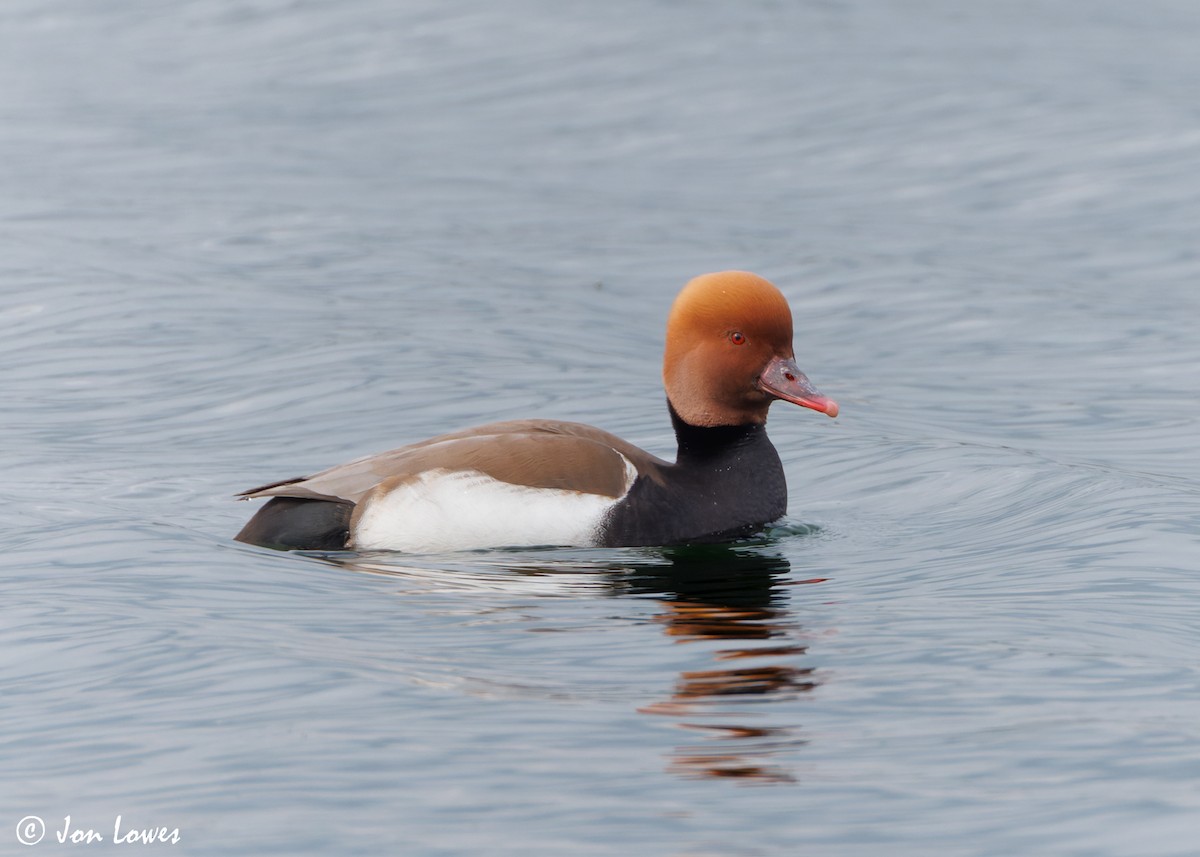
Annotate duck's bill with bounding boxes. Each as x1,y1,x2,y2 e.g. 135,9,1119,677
758,356,839,418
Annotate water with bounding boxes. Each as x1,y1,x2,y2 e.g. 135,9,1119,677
3,0,1200,854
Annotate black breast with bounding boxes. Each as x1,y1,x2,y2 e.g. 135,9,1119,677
598,413,788,547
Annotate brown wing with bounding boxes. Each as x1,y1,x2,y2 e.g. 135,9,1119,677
236,419,667,505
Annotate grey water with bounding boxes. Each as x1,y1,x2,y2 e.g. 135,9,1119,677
3,0,1200,854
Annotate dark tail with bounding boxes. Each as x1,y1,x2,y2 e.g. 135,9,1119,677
235,497,353,551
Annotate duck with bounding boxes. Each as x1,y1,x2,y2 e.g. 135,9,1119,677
235,270,838,552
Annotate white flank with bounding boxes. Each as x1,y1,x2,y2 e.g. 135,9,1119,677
351,461,635,553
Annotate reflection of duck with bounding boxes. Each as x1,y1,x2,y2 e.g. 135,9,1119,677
621,542,793,606
323,541,825,784
235,271,836,552
628,545,823,784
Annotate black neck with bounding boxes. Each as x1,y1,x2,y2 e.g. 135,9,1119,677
668,401,766,464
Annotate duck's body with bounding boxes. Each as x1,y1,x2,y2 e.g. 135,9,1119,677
235,271,837,552
236,412,788,552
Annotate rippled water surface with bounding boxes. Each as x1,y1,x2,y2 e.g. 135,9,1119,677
3,1,1200,854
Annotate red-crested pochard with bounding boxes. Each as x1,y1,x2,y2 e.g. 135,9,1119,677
235,271,838,552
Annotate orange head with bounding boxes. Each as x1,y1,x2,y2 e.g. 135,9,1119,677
662,271,838,427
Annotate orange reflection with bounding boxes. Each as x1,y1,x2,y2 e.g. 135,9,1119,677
632,547,824,784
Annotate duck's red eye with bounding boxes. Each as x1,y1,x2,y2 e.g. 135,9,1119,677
729,331,747,346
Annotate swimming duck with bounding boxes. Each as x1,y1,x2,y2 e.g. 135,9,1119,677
235,270,837,552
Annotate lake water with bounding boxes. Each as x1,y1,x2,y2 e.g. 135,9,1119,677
3,0,1200,854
